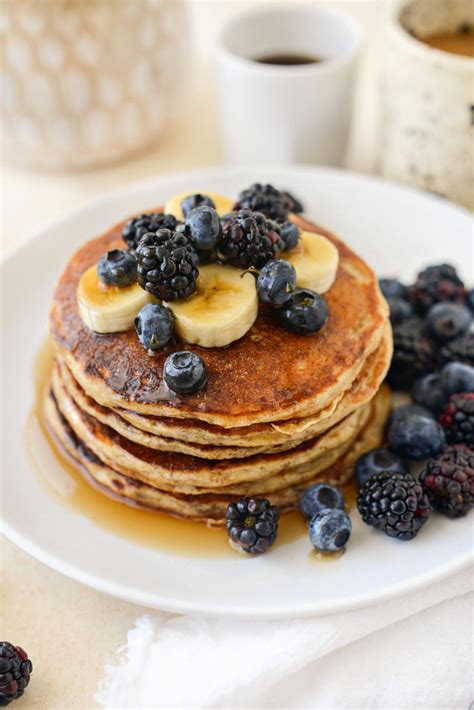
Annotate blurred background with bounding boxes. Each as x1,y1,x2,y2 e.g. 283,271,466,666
1,0,473,246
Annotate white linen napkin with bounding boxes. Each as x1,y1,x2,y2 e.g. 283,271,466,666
96,567,473,709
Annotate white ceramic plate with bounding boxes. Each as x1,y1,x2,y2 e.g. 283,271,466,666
2,166,473,619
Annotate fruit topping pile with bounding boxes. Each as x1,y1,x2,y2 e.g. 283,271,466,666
77,183,339,397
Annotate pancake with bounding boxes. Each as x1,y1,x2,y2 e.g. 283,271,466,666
51,368,377,494
43,385,390,523
50,212,389,427
56,323,392,457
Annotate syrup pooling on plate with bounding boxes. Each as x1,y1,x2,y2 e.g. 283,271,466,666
27,339,312,557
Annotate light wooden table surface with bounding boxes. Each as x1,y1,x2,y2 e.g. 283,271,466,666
1,2,381,707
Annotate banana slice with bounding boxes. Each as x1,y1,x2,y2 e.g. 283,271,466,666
282,231,339,293
77,265,155,334
166,264,258,348
165,191,234,220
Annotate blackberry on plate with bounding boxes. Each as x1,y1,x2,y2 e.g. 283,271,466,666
439,362,474,395
419,445,474,518
388,412,445,460
354,448,409,490
219,209,284,269
300,483,345,520
386,318,435,390
412,373,447,414
257,259,296,308
388,403,435,429
234,183,294,222
163,351,207,395
185,205,222,252
181,193,215,219
309,508,352,553
136,229,199,301
439,393,474,447
409,263,465,315
97,250,137,287
357,471,432,541
277,288,328,335
387,297,413,325
122,213,178,251
134,303,174,351
280,221,300,251
425,302,471,342
379,278,408,301
0,642,33,706
438,332,474,368
226,497,279,554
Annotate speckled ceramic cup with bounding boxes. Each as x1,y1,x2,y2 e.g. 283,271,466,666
382,0,474,209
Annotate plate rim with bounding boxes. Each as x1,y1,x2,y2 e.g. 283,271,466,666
2,164,473,619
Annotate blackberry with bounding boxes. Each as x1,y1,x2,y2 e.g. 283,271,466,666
409,263,465,315
282,190,304,214
386,318,435,390
439,393,474,447
438,332,474,368
136,229,199,301
122,213,178,251
357,471,431,541
419,445,474,518
219,209,284,269
234,183,294,222
0,642,33,706
226,498,279,554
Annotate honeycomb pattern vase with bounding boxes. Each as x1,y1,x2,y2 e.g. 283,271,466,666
1,0,189,169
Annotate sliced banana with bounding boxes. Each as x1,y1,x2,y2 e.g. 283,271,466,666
281,231,339,293
77,265,155,334
166,264,258,348
165,191,234,220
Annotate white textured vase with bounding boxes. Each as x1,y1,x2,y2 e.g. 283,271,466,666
382,0,474,210
1,0,188,169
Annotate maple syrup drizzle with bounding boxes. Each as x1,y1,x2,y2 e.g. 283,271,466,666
27,338,356,560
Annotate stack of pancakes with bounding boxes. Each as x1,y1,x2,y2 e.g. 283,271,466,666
45,213,392,523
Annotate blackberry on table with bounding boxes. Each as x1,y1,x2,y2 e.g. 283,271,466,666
409,263,465,315
234,183,294,222
419,445,474,518
136,229,199,301
386,317,435,390
0,642,33,706
439,393,474,447
122,213,179,251
219,209,284,269
357,471,431,541
438,332,474,368
226,498,279,554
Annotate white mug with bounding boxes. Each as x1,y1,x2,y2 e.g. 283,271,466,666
382,0,474,209
215,5,363,166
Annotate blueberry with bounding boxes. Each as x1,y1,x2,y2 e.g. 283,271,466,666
257,259,296,307
388,403,435,429
181,193,215,218
412,373,447,414
466,288,474,312
163,351,207,394
354,448,409,489
277,288,328,335
439,361,474,395
185,206,222,252
134,303,174,351
308,508,352,553
425,302,471,341
280,221,300,250
387,297,413,325
388,413,445,460
379,278,407,300
97,249,137,287
300,483,344,520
